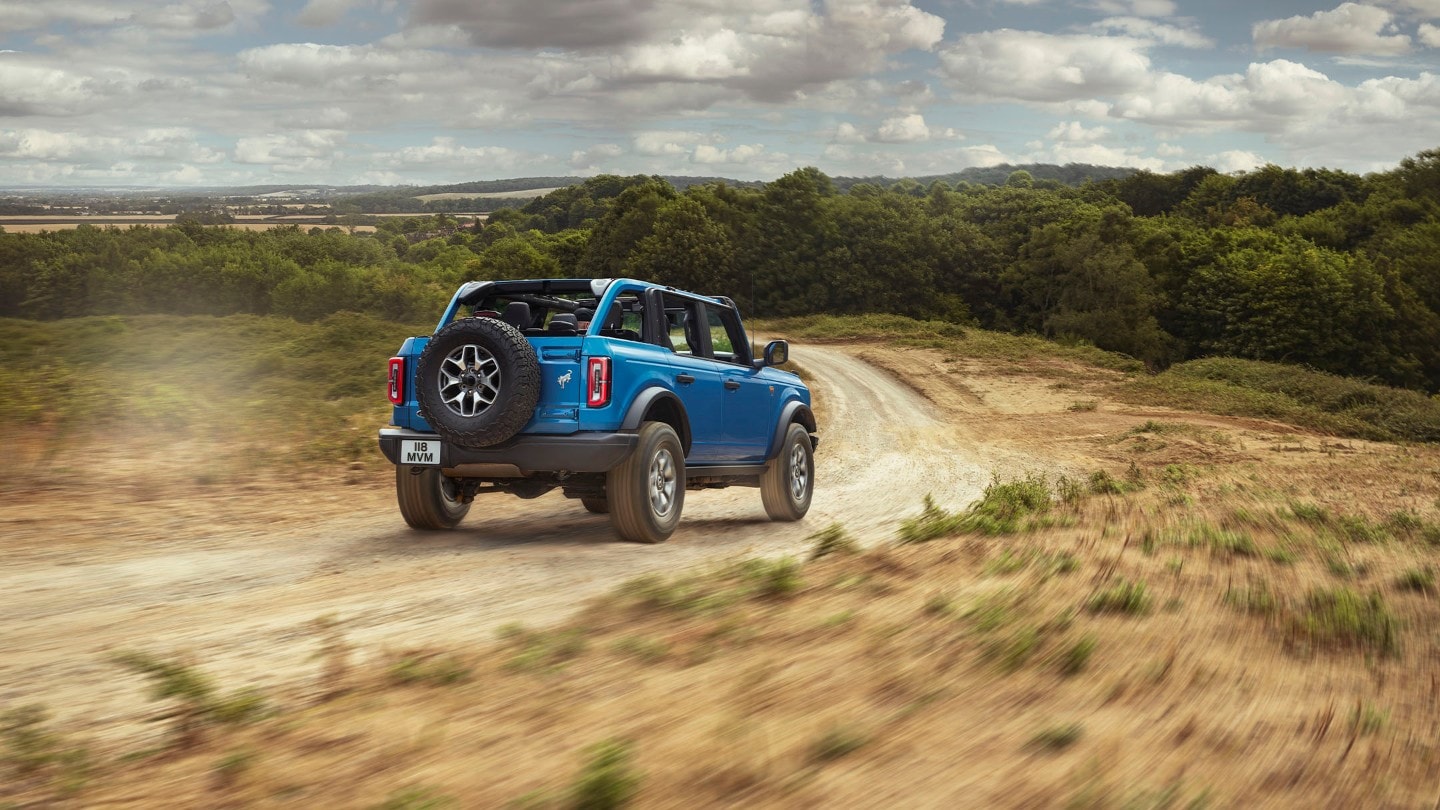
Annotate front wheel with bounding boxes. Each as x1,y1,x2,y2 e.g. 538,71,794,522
761,423,814,521
607,422,685,543
396,465,470,530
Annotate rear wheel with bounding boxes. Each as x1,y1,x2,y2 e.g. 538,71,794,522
396,465,470,530
761,422,813,521
607,422,684,543
581,497,610,514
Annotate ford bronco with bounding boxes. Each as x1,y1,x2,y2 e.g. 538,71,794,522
377,278,817,543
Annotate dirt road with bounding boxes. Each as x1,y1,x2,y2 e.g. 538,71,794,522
0,345,1053,744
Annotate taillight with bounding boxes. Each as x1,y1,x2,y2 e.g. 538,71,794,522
587,357,611,407
387,357,405,405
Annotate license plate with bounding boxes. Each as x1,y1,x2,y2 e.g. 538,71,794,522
400,439,440,465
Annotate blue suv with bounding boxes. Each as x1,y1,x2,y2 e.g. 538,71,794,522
378,278,817,543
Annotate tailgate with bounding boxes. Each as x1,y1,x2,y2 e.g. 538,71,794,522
526,337,585,433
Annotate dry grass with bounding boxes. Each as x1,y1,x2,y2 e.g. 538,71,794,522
14,437,1440,808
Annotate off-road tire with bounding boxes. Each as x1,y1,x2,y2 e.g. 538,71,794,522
761,422,813,521
415,317,541,449
607,422,684,543
581,497,610,514
396,465,471,530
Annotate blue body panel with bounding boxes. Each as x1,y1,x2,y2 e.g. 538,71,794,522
390,278,812,466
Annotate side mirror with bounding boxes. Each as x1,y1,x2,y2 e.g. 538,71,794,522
757,339,789,368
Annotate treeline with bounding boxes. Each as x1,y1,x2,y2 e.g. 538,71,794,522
3,150,1440,392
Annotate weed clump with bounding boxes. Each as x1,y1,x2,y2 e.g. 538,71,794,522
901,475,1055,542
738,557,802,598
1,705,90,795
1087,579,1151,616
112,651,267,745
1028,723,1083,752
387,652,473,686
570,738,641,809
1292,588,1399,656
1056,635,1097,676
1395,566,1436,594
809,724,870,763
807,523,858,560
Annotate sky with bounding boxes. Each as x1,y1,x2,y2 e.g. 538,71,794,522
1,0,1439,188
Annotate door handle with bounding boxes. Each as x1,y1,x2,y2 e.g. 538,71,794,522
677,374,695,385
724,380,741,390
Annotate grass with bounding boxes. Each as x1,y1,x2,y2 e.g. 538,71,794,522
0,313,424,488
1395,566,1436,594
1028,723,1083,752
1,705,90,795
1291,588,1400,656
901,474,1056,542
569,739,641,809
757,313,1143,372
1114,356,1440,444
1087,579,1151,616
387,652,474,686
809,724,870,763
807,523,859,560
111,651,268,745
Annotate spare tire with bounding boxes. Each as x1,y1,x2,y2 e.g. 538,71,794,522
415,317,541,448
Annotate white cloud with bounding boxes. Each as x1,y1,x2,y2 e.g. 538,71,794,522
296,0,372,26
1209,149,1266,172
1048,121,1110,142
633,131,714,157
0,0,263,34
831,114,955,144
1090,17,1214,48
692,143,765,164
234,129,347,173
1253,3,1411,56
411,0,946,103
1088,0,1178,16
939,31,1153,102
0,127,222,165
570,143,623,170
876,113,935,143
1420,23,1440,46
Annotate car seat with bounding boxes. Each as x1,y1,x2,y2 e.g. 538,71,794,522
500,301,532,331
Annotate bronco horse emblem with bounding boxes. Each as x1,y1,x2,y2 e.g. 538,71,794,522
557,370,573,389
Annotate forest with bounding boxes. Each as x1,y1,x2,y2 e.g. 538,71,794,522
3,148,1439,393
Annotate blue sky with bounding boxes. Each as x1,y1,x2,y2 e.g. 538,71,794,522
1,0,1438,187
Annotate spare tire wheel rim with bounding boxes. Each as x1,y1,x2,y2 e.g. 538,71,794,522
789,442,808,502
649,447,677,517
438,343,501,418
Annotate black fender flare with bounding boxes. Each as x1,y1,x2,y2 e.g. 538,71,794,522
621,387,693,456
768,401,817,460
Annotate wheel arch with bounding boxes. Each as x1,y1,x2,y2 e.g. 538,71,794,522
767,401,817,460
620,387,693,456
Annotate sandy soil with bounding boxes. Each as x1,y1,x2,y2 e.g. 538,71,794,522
0,344,1058,747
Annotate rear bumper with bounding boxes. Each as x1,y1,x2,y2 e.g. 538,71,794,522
378,428,637,474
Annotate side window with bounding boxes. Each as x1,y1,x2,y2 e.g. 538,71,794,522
661,294,705,357
704,306,749,364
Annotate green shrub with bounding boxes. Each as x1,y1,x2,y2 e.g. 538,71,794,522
1396,566,1436,594
807,523,858,560
739,557,802,598
1117,357,1440,443
1293,588,1399,656
111,651,267,744
1057,635,1097,676
570,739,641,809
809,724,870,763
1087,579,1151,616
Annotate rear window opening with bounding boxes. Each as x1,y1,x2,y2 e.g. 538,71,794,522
447,292,647,341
